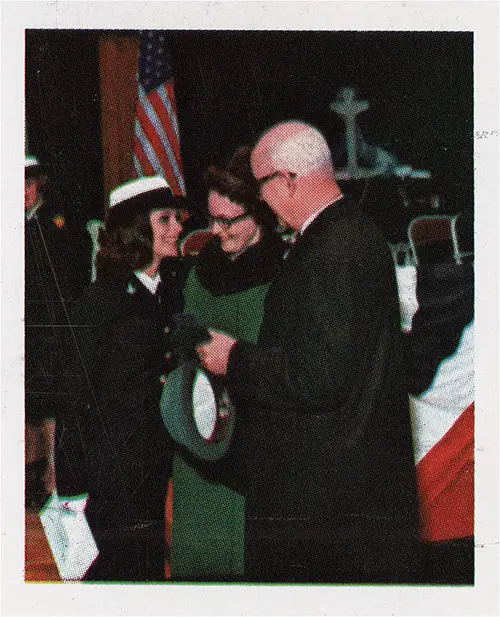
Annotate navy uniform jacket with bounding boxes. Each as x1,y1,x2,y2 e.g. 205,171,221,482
54,260,187,580
228,198,421,583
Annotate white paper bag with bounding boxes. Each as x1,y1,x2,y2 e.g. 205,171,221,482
39,491,99,581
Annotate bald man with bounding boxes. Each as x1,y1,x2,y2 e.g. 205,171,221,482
198,121,421,583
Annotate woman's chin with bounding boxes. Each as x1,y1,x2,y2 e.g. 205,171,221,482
221,241,237,254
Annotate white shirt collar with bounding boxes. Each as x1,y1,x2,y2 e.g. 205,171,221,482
299,195,344,236
134,270,161,294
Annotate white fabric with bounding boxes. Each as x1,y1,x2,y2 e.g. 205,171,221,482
134,270,161,294
192,369,218,440
39,491,99,581
395,265,419,333
25,155,39,168
109,175,169,208
410,321,475,463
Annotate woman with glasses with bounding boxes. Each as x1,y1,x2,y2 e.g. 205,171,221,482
55,176,190,581
170,146,287,581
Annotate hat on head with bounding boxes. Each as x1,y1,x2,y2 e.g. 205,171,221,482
109,175,190,213
25,156,47,181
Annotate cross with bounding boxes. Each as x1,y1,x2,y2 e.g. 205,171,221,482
330,87,379,180
330,87,432,181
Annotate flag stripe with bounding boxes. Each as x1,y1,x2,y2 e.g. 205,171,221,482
138,83,180,166
136,109,183,196
133,153,143,177
138,84,185,194
147,92,184,183
157,83,180,139
134,118,167,179
136,101,183,195
133,140,155,177
150,88,182,168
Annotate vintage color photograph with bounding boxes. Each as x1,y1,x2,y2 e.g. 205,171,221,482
2,2,498,616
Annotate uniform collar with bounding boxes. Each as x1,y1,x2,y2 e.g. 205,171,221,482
134,270,161,294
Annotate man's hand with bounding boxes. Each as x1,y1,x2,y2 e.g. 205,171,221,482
196,330,237,376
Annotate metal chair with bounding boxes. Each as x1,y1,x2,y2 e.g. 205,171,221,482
408,215,456,266
451,212,474,264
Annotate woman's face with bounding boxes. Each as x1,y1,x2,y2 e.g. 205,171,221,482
208,190,260,255
149,208,184,259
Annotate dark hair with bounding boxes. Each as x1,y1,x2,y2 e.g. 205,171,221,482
205,145,278,230
95,204,154,278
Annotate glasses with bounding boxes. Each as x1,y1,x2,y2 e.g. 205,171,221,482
208,213,251,228
256,170,297,190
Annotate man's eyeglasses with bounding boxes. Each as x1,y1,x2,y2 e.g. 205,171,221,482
256,170,297,190
208,213,251,228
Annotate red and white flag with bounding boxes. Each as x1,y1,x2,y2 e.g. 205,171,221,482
395,263,474,542
410,321,475,542
133,31,185,196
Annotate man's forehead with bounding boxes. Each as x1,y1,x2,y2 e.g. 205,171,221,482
250,147,272,174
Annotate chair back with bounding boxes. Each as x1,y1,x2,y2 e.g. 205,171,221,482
408,215,456,265
179,228,214,257
451,212,474,264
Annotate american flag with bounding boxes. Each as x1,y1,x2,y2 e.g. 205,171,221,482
133,31,186,196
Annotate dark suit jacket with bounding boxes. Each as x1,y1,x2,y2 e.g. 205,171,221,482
228,198,421,583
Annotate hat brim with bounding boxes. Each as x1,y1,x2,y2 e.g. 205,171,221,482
110,187,196,215
160,359,236,462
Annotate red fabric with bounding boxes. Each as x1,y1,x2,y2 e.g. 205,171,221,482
180,230,214,257
416,403,474,542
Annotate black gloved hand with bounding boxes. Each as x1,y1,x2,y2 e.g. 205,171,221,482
164,313,212,363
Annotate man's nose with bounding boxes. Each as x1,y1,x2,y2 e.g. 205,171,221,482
171,217,183,233
210,221,225,234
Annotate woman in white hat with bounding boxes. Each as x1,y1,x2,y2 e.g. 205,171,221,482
54,176,190,581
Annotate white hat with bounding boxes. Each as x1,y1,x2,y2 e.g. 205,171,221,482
25,155,47,180
109,176,171,209
25,155,40,169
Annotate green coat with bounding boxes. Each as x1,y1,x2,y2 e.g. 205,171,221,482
171,233,285,581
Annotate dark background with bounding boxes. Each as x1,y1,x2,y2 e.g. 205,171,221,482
25,30,103,222
26,30,473,241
